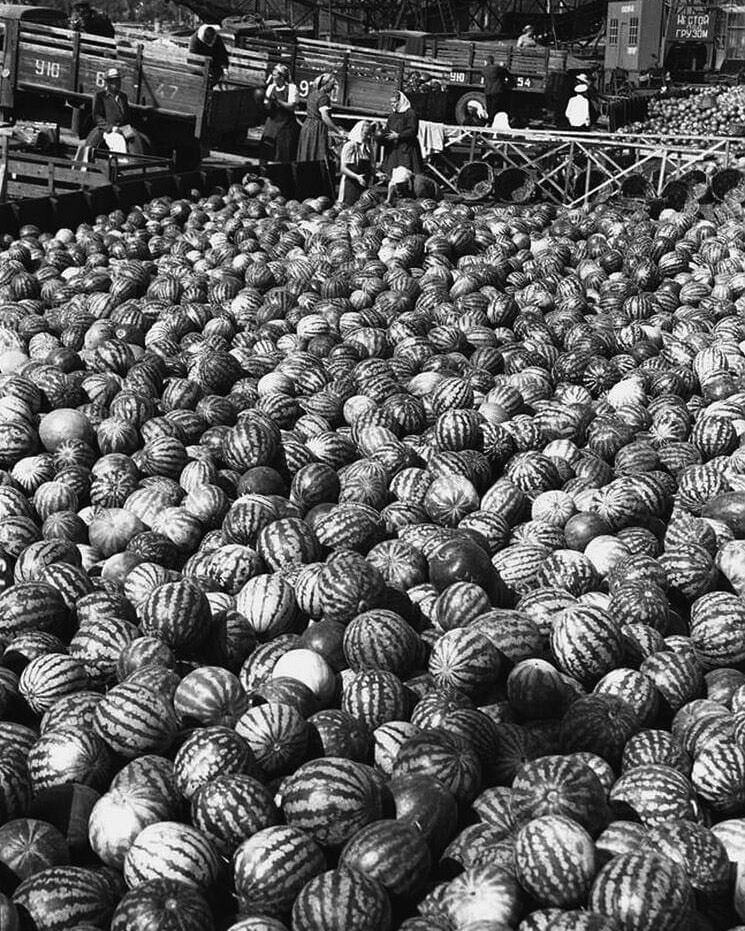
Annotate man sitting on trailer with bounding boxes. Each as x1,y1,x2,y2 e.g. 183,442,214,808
80,68,144,157
69,0,115,39
189,25,230,87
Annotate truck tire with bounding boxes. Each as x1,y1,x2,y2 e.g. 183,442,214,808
455,91,488,125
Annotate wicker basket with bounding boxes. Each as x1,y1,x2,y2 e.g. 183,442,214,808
711,168,745,203
620,174,654,199
495,168,536,204
455,161,495,202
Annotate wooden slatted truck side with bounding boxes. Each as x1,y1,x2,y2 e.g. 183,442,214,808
0,5,263,167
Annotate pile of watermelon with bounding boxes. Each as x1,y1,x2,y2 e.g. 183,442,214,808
3,179,745,931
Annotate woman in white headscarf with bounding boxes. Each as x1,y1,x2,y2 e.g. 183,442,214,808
297,73,346,163
380,91,423,176
189,24,229,87
338,120,373,205
261,63,300,163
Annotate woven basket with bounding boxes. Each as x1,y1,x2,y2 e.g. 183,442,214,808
455,161,495,201
620,174,654,199
712,168,745,203
495,168,536,204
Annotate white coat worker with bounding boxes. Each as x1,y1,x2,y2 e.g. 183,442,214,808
565,82,591,129
516,25,537,49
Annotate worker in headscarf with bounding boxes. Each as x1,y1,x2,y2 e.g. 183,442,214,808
379,92,423,177
189,24,230,87
338,120,374,205
516,24,537,48
296,73,346,163
261,63,299,163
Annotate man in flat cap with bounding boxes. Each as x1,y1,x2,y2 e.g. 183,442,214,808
81,67,144,156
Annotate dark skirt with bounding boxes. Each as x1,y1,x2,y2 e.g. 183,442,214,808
261,112,300,163
381,139,423,175
297,117,329,163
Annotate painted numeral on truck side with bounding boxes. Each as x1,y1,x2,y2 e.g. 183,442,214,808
34,59,60,79
297,79,339,101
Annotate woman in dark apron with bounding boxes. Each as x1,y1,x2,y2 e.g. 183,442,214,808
261,64,300,163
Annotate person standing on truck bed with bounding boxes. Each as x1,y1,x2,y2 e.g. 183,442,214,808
261,64,300,164
482,55,513,123
69,1,115,39
189,25,230,87
297,74,346,163
516,25,537,49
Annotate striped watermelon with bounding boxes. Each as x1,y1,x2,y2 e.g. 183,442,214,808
589,851,694,931
551,605,623,685
511,755,608,835
139,579,212,655
0,741,32,822
13,865,119,931
0,745,31,823
692,742,745,816
40,692,102,735
88,786,172,868
342,609,419,676
191,774,279,857
514,814,596,907
233,824,325,917
431,864,522,928
18,653,89,713
559,694,639,771
123,822,220,890
173,726,253,800
643,820,730,898
110,879,214,931
27,726,113,793
0,817,69,881
342,669,409,730
339,819,430,897
610,764,698,826
0,581,69,639
279,758,384,847
92,682,178,759
292,867,391,931
110,756,177,807
235,574,298,639
173,666,247,727
307,709,371,762
391,730,482,805
69,617,139,687
234,702,309,778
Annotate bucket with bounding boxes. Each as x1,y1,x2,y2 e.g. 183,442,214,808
494,167,535,204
